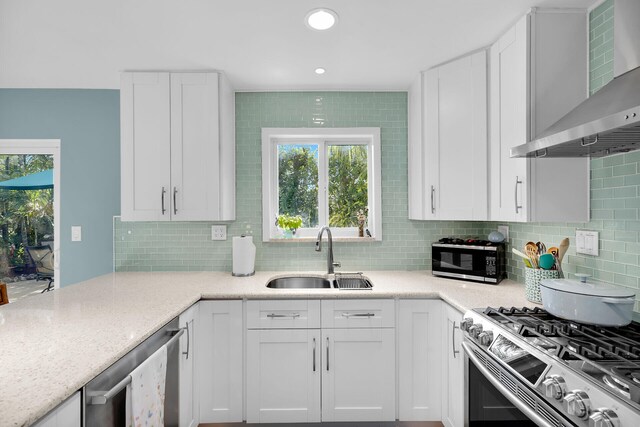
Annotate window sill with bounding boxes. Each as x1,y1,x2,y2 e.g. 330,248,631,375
266,236,377,243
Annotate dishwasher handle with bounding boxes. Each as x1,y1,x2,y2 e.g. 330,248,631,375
88,328,185,405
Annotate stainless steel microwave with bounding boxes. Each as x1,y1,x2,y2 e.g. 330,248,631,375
431,240,506,284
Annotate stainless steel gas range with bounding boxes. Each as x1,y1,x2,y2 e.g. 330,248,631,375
462,307,640,427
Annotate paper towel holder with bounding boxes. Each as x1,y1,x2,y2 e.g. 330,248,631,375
232,271,255,277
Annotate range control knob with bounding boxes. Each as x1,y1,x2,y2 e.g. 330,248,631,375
478,330,494,346
460,318,474,332
468,324,483,338
589,409,619,427
563,390,591,419
542,375,567,400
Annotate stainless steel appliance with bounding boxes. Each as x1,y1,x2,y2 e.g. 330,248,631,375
432,237,506,284
462,306,640,427
511,0,640,158
83,317,185,426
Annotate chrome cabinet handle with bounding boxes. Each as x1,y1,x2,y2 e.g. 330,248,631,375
161,187,167,215
313,337,316,372
326,337,330,371
452,321,460,359
514,177,523,214
430,185,436,214
341,312,375,318
183,321,190,359
173,187,178,215
267,313,300,319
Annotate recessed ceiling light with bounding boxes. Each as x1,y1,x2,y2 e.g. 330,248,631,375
315,67,326,75
305,8,338,31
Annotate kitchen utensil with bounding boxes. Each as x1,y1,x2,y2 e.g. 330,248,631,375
536,241,546,255
540,276,636,326
511,248,533,268
557,238,569,265
525,244,539,268
538,253,555,270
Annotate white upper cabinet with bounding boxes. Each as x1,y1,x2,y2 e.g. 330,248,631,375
489,9,589,222
408,50,488,220
121,71,235,221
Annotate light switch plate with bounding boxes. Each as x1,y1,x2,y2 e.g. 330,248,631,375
576,230,599,256
211,225,227,241
71,226,82,242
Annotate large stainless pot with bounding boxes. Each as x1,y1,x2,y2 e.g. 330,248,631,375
540,277,635,326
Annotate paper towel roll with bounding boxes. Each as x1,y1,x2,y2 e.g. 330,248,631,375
232,235,256,276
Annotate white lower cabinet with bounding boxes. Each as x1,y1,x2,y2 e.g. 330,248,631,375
245,299,396,423
442,303,465,427
398,299,442,421
322,328,396,422
246,329,321,423
179,304,198,427
32,391,81,427
197,300,243,423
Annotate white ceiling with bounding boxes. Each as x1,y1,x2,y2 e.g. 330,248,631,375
0,0,596,91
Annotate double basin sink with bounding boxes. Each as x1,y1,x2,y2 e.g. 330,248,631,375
266,275,372,290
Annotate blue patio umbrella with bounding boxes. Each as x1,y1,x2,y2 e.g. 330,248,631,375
0,169,53,190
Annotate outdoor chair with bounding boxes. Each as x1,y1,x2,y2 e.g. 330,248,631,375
25,245,54,293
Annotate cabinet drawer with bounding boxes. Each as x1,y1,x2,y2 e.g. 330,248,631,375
321,299,395,328
247,300,321,329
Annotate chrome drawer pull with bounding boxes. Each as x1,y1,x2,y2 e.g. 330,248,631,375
267,313,300,319
341,312,375,318
313,337,316,372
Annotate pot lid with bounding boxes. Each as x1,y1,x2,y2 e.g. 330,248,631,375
540,278,636,298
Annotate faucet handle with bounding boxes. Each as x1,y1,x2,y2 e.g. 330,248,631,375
333,262,341,268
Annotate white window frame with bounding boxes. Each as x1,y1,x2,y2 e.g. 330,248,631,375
0,139,61,288
262,128,382,242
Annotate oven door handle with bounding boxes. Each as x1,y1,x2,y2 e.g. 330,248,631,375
462,341,554,427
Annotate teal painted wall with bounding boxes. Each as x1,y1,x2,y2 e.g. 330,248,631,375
115,92,484,272
0,89,120,286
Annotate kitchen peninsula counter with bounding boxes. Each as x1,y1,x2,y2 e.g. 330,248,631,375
0,271,535,427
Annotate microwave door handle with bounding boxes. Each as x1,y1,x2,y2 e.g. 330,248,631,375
462,342,555,427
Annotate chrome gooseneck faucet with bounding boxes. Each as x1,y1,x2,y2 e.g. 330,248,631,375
316,226,341,274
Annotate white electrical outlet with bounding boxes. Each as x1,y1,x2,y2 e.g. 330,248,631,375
576,230,599,256
211,225,227,241
497,225,509,241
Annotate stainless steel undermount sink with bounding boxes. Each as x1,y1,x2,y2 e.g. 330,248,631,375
266,276,333,289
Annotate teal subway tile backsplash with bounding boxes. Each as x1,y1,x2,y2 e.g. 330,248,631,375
589,0,614,95
115,92,486,272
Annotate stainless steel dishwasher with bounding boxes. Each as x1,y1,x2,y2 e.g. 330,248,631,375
83,317,185,426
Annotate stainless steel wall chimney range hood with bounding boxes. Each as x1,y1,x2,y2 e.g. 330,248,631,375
511,0,640,158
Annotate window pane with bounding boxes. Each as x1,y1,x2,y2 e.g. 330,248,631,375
278,144,319,227
328,145,368,227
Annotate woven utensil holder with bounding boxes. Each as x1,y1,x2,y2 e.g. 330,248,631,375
524,268,561,303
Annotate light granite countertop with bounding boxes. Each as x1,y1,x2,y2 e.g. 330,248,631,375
0,270,536,427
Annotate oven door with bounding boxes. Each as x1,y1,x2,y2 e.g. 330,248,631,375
462,339,575,427
432,244,499,283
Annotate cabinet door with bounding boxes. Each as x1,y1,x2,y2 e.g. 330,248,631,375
121,72,172,221
398,299,442,421
179,304,198,427
32,391,81,427
408,74,427,220
489,15,530,222
322,328,395,422
426,51,488,220
246,329,321,423
197,300,243,423
170,73,221,221
442,304,464,427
